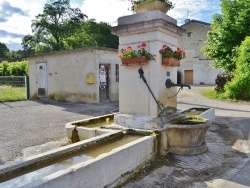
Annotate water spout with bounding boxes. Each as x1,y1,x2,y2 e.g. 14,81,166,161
165,79,191,89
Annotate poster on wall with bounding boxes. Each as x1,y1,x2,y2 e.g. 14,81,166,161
99,65,107,89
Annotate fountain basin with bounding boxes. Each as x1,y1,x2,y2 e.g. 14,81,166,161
166,117,211,155
181,107,215,123
65,114,115,142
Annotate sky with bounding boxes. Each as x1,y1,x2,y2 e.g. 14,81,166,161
0,0,221,51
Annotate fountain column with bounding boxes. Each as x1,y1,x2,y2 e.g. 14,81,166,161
112,11,184,117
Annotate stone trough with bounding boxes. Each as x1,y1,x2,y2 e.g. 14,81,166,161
0,122,156,188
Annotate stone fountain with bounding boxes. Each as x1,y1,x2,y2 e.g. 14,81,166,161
112,10,213,155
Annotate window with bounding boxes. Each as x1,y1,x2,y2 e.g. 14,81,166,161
115,64,119,82
187,32,192,37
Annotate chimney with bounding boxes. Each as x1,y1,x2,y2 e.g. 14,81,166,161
184,19,190,24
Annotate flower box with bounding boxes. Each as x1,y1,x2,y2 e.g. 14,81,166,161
159,44,185,66
162,58,180,67
131,0,175,14
121,56,148,66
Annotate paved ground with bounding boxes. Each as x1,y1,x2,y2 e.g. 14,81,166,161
1,86,250,188
123,86,250,188
0,99,118,164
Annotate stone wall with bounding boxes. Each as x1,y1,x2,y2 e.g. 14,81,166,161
178,20,211,59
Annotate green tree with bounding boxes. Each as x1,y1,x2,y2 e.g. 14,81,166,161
31,0,87,51
0,42,10,58
6,50,23,60
63,20,119,49
225,36,250,100
82,20,118,48
21,35,36,56
202,0,250,72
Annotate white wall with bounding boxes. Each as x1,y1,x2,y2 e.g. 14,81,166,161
193,60,222,85
178,59,223,85
28,48,119,103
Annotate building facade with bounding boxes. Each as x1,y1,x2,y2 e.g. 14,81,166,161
178,20,222,85
28,47,119,103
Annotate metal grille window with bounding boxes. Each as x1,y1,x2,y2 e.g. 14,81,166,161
115,64,119,82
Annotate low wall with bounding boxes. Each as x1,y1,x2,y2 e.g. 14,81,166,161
25,136,155,188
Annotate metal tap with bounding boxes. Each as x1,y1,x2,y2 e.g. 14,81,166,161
165,79,191,89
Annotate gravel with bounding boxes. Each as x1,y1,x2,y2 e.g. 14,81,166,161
0,99,118,164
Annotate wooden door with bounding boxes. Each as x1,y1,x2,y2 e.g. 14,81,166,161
185,70,193,84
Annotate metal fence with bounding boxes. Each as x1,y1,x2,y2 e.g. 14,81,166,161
0,76,29,101
0,76,26,87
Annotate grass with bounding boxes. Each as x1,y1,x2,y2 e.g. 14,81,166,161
200,87,228,100
0,86,26,101
197,86,250,103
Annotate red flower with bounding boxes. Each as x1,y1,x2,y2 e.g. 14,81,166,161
163,44,167,48
141,42,146,47
159,49,164,53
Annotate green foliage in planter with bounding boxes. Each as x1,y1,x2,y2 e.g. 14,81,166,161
225,36,250,100
131,0,175,12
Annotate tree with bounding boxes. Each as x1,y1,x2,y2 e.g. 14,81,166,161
202,0,250,72
0,42,9,58
21,34,36,56
31,0,87,51
63,20,119,49
82,20,119,49
225,36,250,100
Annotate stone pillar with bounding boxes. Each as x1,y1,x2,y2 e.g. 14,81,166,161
112,11,184,117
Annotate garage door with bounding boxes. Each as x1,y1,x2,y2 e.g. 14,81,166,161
185,70,193,84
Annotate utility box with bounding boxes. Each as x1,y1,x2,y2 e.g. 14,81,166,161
86,73,95,84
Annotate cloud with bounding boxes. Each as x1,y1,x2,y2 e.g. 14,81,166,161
0,30,25,39
0,0,220,51
80,0,220,26
5,42,22,51
168,0,220,25
81,0,131,25
0,29,24,50
0,1,29,22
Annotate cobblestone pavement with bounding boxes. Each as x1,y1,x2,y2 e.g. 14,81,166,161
0,99,118,164
123,86,250,188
